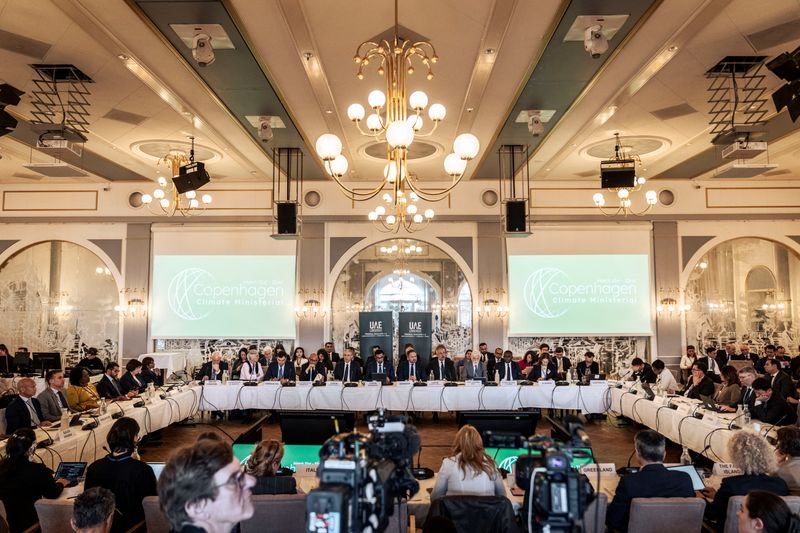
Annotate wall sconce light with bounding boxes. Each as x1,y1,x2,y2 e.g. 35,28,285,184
476,289,509,319
296,289,328,318
656,289,690,317
115,288,147,318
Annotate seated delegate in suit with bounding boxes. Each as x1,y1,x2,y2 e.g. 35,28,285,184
0,428,68,533
698,346,724,383
764,357,797,402
531,353,558,381
5,377,50,433
37,369,70,422
719,365,758,412
396,350,426,382
240,350,265,382
96,362,134,400
364,349,395,383
66,366,100,412
497,350,522,382
464,350,487,380
704,431,789,530
120,359,147,394
751,377,797,425
84,417,157,533
430,425,505,500
300,352,327,382
606,429,694,532
245,439,298,495
713,365,742,406
139,356,163,387
629,357,657,383
197,351,228,381
265,351,293,383
427,344,457,381
333,351,362,382
681,361,716,400
552,347,571,380
576,351,600,381
775,426,800,496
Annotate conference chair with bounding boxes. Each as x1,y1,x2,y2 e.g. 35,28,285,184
425,495,521,533
722,495,800,533
582,493,608,533
627,497,705,533
142,496,171,533
240,494,307,533
34,499,73,533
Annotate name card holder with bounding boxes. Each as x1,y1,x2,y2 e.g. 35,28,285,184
295,463,319,477
538,380,556,386
427,380,444,387
465,380,483,387
57,428,74,441
713,463,743,477
500,380,518,387
296,381,312,387
262,381,281,386
97,413,113,423
580,463,616,476
204,380,222,386
365,381,382,387
590,380,608,386
396,381,413,387
703,413,720,425
327,381,343,388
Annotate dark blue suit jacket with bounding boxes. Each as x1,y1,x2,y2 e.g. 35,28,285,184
364,360,395,383
606,463,694,531
265,361,294,381
497,361,522,381
427,358,456,381
396,361,426,381
531,363,558,381
96,375,125,398
706,474,788,529
333,361,362,382
5,396,45,433
299,362,327,381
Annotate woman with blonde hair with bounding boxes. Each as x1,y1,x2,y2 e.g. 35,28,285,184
704,431,789,530
245,439,298,495
430,425,506,500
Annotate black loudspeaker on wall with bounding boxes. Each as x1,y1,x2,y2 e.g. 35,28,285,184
505,200,527,233
276,202,298,234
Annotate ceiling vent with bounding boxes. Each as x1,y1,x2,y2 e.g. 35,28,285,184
22,162,89,177
714,163,778,179
36,138,83,157
721,140,767,159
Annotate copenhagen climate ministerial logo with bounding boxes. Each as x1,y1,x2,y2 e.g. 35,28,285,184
168,267,214,321
523,267,569,319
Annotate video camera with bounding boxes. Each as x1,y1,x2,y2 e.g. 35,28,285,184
306,409,420,533
486,416,596,533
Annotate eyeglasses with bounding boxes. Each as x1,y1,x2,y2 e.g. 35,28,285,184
214,465,249,492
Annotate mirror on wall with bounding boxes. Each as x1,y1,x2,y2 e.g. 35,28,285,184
685,237,798,352
330,238,472,358
0,241,120,365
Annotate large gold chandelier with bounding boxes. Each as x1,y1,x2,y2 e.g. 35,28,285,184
591,133,657,217
314,0,479,233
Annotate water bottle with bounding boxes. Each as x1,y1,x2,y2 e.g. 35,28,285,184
736,404,743,420
494,369,500,384
743,404,751,425
222,370,229,385
60,408,70,428
100,398,107,414
680,446,692,465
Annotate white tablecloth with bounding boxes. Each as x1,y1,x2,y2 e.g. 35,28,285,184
139,352,187,376
0,386,200,470
197,381,612,414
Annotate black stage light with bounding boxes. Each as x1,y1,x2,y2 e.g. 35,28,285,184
0,111,18,137
172,161,210,193
766,46,800,82
0,83,24,107
600,159,636,189
772,80,800,122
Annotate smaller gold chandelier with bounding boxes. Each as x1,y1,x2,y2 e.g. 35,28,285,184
141,137,212,216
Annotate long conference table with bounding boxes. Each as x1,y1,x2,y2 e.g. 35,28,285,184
196,380,613,414
0,386,201,471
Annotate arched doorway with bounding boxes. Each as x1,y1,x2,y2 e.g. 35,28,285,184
330,238,473,358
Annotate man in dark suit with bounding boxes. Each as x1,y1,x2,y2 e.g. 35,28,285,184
715,343,734,367
576,351,600,381
265,352,293,384
96,362,133,399
300,352,327,382
681,362,716,400
427,344,456,381
486,347,504,378
37,369,70,422
5,377,51,433
324,341,340,364
333,350,362,382
607,430,695,531
763,358,796,401
464,351,487,380
629,357,656,384
477,342,490,363
364,349,395,383
752,377,797,425
396,350,426,382
719,365,758,412
698,346,725,383
552,347,571,380
497,351,522,382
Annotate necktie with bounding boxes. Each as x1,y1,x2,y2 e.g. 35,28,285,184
771,374,776,386
26,399,40,425
378,363,383,374
440,361,444,379
410,363,415,378
57,390,67,408
111,377,122,395
506,363,511,381
473,364,478,376
344,363,350,382
278,366,283,380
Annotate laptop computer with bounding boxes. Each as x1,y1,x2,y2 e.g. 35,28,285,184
666,464,706,491
148,462,166,480
640,382,656,400
55,461,87,487
699,394,725,412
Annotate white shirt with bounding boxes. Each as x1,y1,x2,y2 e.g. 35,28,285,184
240,361,264,381
707,357,719,374
656,368,678,392
680,355,696,370
431,456,505,500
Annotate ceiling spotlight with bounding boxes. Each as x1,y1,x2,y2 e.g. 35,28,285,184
584,25,608,58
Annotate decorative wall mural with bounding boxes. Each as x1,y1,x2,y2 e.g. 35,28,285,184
684,238,798,354
508,336,649,376
0,241,119,366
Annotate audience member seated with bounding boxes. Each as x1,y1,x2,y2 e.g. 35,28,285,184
736,342,759,364
427,344,457,381
606,429,694,532
96,362,134,400
397,350,426,382
486,347,504,378
720,366,758,412
333,349,362,382
495,350,522,382
679,345,698,385
430,425,506,500
316,348,334,372
775,426,800,496
364,349,395,383
197,352,228,382
737,490,800,533
71,487,115,533
652,359,678,393
323,341,340,365
265,351,293,383
37,369,70,422
300,351,327,382
66,367,100,412
78,347,105,374
240,349,265,382
576,351,600,382
517,350,537,379
552,346,571,380
531,352,557,381
158,438,255,533
714,365,742,405
764,358,798,404
231,348,248,380
751,377,797,425
681,362,715,400
703,432,789,530
0,428,68,532
84,417,157,533
244,439,298,495
699,346,724,383
291,347,307,377
5,377,51,433
139,356,163,387
464,349,487,381
120,359,147,395
629,357,657,383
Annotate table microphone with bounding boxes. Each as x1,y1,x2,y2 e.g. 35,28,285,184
108,398,125,419
411,445,434,480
